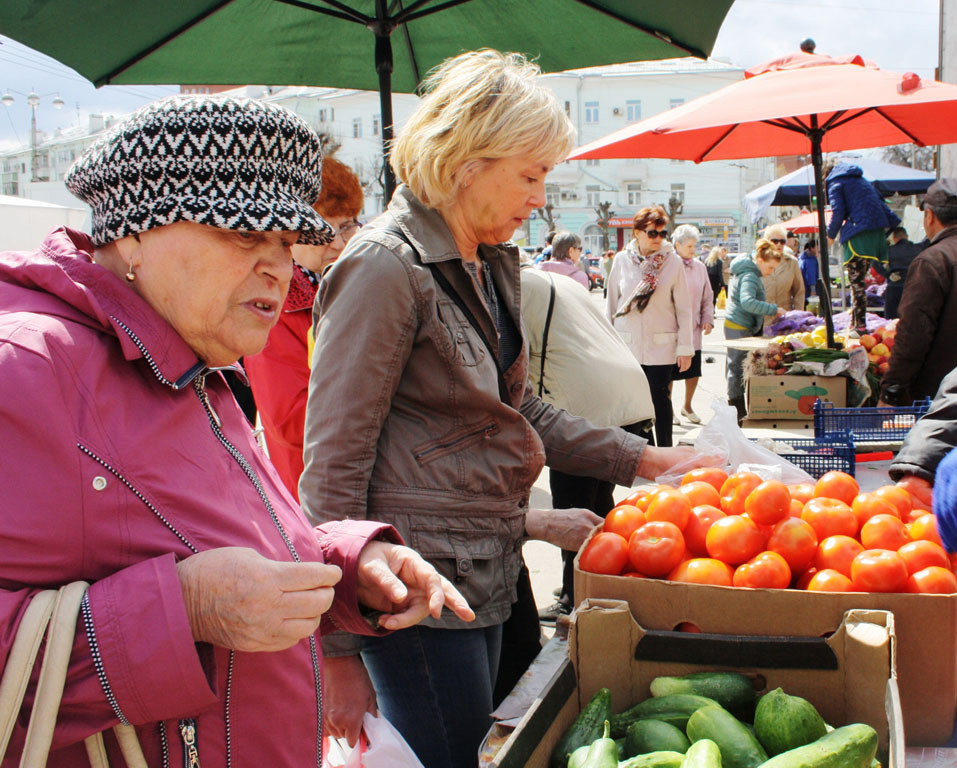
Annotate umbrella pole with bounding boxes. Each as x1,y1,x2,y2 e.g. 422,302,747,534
374,25,397,203
810,122,837,348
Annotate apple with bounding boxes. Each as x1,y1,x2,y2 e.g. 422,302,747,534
872,343,890,357
877,362,890,375
860,334,877,350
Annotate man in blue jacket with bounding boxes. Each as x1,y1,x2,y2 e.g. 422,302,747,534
826,163,901,331
798,238,819,308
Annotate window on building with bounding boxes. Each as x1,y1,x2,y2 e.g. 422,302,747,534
585,158,599,167
671,183,685,203
626,100,641,122
352,118,362,138
545,184,560,207
626,182,642,206
586,185,601,206
670,98,685,110
583,224,603,255
564,100,571,117
372,115,380,135
584,102,599,124
318,109,328,122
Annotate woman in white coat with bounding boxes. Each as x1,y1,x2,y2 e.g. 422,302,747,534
606,205,694,447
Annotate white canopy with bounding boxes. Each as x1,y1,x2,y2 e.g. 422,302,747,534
0,195,87,252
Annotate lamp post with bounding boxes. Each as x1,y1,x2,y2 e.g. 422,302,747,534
1,89,65,183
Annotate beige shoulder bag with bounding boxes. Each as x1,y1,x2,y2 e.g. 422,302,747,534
0,582,147,768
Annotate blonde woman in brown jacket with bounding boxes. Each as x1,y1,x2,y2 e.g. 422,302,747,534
761,222,805,321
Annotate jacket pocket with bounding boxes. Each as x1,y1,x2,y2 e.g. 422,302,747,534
435,299,487,367
412,420,499,465
652,331,678,346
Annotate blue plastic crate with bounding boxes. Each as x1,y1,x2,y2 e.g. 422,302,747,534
750,432,856,479
813,398,932,443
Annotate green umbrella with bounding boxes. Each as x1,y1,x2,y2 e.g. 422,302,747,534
0,0,735,197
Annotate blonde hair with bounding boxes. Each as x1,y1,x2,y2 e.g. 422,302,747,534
754,238,783,262
705,246,726,266
391,49,575,208
764,222,788,241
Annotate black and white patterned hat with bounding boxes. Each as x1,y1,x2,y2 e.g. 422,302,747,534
66,95,334,247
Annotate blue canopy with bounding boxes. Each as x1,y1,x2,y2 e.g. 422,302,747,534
744,156,934,223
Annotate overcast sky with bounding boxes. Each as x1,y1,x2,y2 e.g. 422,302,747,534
0,0,940,152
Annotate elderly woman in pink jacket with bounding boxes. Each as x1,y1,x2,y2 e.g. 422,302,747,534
0,95,471,768
607,205,694,447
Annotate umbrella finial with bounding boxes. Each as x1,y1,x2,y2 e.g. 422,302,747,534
899,72,921,94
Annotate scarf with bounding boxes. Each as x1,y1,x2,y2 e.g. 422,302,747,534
614,239,672,316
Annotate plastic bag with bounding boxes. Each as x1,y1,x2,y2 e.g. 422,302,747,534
322,713,425,768
654,400,813,486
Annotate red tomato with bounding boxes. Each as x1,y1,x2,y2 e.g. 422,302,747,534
909,514,944,547
872,485,912,520
851,549,909,593
719,472,763,516
898,539,951,575
860,513,910,551
620,489,651,509
681,467,728,493
676,621,703,633
795,566,818,590
788,498,805,518
801,497,858,541
851,492,899,531
806,568,853,592
733,551,792,589
897,476,933,513
813,471,860,506
667,557,734,586
906,566,957,594
627,521,685,577
767,517,818,573
788,483,815,504
578,532,629,575
645,490,693,530
744,480,791,525
814,535,864,577
603,504,647,541
705,515,765,566
684,504,727,557
679,481,722,509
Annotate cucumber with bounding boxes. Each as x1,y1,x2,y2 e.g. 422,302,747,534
758,723,878,768
686,705,768,768
551,687,612,768
617,752,686,768
753,687,827,756
611,694,719,738
625,720,690,757
650,672,755,712
680,739,722,768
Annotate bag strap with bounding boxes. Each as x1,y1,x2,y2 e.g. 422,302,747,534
538,273,556,399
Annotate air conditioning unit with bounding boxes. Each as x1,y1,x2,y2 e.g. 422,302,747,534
612,107,621,115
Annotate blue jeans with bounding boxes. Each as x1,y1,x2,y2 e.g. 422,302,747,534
725,325,759,401
361,623,503,768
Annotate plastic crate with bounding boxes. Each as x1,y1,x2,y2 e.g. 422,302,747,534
750,432,856,479
813,398,932,443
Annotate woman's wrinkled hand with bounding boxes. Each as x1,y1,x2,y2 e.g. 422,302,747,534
525,507,604,551
635,445,723,482
356,541,475,630
176,547,341,652
322,655,377,747
676,355,693,372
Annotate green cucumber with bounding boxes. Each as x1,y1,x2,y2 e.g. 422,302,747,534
617,752,686,768
624,720,690,757
753,687,827,756
611,694,718,738
551,687,612,768
679,739,722,768
686,705,768,768
650,672,755,711
757,723,878,768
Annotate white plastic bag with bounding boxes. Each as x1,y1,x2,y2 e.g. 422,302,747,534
322,713,426,768
654,400,813,486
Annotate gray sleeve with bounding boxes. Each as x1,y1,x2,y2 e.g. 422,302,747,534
889,367,957,483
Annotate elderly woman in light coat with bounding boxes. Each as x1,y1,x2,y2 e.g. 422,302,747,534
761,222,805,322
537,230,590,289
606,205,694,447
669,224,714,424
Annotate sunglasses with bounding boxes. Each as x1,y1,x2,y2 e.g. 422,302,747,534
642,229,668,239
769,238,786,245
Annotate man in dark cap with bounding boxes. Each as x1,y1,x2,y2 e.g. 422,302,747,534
880,179,957,405
800,38,816,53
884,226,925,319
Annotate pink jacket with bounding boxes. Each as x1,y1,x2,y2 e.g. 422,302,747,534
0,229,398,768
680,257,715,350
537,258,590,290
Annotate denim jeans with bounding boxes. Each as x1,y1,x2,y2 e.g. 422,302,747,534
361,623,503,768
725,325,759,401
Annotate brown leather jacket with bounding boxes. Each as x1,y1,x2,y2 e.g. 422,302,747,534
300,186,646,641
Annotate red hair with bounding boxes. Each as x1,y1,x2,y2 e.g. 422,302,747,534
632,205,668,235
314,156,364,219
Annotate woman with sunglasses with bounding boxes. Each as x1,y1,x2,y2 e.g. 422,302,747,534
607,205,694,447
759,222,805,325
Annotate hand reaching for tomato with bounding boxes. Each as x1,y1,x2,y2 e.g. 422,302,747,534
525,507,603,552
635,445,724,482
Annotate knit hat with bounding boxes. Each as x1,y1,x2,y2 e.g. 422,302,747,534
65,95,334,247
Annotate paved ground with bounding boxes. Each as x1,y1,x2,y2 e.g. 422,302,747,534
523,288,734,621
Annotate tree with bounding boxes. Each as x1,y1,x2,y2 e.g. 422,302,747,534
882,143,935,172
595,201,614,251
536,203,557,235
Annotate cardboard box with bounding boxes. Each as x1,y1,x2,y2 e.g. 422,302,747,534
747,374,846,420
490,599,903,768
576,556,957,746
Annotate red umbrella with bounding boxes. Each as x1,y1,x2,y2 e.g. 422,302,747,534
782,209,832,234
568,54,957,344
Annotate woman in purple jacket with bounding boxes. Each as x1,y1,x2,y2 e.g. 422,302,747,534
0,95,471,767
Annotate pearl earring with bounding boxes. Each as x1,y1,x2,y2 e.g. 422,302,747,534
125,263,135,282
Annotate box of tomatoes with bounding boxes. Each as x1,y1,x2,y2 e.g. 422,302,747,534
573,468,957,746
490,599,902,767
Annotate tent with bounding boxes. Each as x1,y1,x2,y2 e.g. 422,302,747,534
0,195,87,252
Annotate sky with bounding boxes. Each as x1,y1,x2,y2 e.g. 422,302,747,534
0,0,942,152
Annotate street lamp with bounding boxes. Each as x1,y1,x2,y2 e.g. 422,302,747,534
1,88,64,183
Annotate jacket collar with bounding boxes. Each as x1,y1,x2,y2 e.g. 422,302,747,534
31,228,207,389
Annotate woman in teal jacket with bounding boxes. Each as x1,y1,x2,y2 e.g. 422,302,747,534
724,239,785,421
